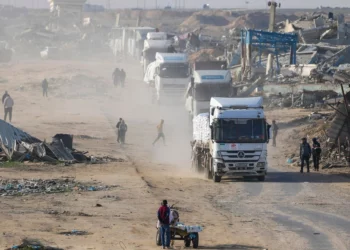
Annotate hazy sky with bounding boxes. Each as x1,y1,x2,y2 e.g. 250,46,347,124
1,0,350,9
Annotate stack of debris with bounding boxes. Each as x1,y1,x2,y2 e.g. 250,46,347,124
0,120,123,164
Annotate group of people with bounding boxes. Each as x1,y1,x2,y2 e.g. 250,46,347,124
115,118,166,146
300,137,322,173
112,68,126,87
2,91,14,123
271,120,322,173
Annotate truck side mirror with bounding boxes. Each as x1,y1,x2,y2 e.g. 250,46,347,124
190,77,194,88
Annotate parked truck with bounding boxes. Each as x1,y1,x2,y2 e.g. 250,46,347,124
191,97,270,182
185,61,232,119
144,52,190,104
142,32,172,74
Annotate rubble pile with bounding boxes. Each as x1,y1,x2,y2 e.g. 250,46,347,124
0,120,125,164
189,48,224,64
0,178,115,196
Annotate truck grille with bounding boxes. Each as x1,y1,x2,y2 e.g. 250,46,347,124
222,150,261,162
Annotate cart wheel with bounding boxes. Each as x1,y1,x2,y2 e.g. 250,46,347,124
185,238,191,247
192,233,199,248
156,228,161,246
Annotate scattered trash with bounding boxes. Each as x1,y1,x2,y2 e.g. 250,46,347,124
0,178,117,196
7,238,63,250
96,203,102,207
59,230,89,236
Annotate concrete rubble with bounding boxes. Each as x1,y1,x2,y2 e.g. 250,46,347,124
0,120,124,164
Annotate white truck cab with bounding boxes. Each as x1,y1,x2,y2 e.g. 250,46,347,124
145,52,190,104
191,96,270,182
185,61,232,118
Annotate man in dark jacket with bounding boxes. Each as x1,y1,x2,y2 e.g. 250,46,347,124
271,120,279,147
112,68,120,87
116,118,122,143
2,91,9,104
157,200,171,249
300,138,312,173
312,138,321,171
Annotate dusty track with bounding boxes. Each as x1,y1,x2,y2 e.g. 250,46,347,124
0,59,349,249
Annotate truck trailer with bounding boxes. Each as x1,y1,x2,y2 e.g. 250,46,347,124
191,97,270,182
144,52,190,104
185,61,232,119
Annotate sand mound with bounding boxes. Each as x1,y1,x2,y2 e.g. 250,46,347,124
180,10,232,31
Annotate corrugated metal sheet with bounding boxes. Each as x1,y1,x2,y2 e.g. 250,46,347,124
0,119,41,152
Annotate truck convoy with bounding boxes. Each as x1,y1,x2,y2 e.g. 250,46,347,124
142,32,173,74
191,97,270,182
185,61,232,119
144,52,190,104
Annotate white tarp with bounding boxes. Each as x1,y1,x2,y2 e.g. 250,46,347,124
193,113,210,142
143,61,157,84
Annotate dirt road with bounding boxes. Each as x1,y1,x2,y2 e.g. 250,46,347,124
0,59,349,250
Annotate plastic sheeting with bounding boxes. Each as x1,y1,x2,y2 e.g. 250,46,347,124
193,113,211,142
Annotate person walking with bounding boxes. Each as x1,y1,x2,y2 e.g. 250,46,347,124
119,120,128,144
3,94,14,123
271,120,279,147
157,200,171,249
153,119,166,146
312,138,321,171
112,68,120,87
2,91,9,104
120,69,126,87
42,78,49,97
300,137,312,173
116,118,122,143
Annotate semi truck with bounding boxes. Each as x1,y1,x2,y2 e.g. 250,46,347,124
144,52,190,104
142,32,173,74
191,97,270,182
185,61,232,119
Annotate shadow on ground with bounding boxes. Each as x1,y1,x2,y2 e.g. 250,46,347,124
220,171,350,183
198,244,265,249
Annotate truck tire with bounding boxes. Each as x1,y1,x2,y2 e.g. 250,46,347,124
156,228,161,246
257,175,265,181
204,166,212,179
192,233,199,248
213,173,221,183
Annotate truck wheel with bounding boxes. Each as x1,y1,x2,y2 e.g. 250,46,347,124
257,176,265,182
213,173,221,183
185,238,191,247
156,228,161,246
204,166,212,179
192,233,199,248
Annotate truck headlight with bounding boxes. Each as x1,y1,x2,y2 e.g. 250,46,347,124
257,162,265,168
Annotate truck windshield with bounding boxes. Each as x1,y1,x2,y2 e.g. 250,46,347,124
213,119,266,143
159,63,189,78
194,84,232,101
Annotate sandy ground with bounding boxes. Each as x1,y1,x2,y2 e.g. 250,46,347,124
0,58,349,250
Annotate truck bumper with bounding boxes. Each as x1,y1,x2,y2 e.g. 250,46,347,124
214,160,267,177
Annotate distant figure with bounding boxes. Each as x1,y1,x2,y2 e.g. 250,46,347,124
42,79,49,97
119,120,128,144
271,120,279,147
116,118,122,143
2,91,9,104
120,69,126,87
153,119,166,146
112,68,120,87
312,138,321,171
3,94,14,123
167,44,176,53
300,137,312,173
